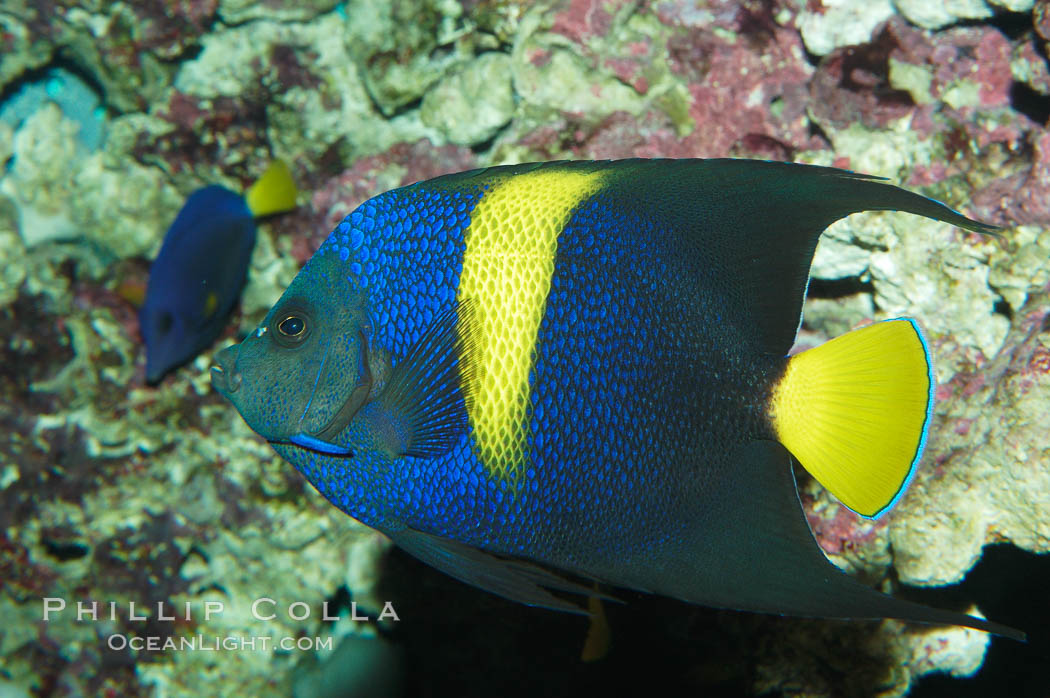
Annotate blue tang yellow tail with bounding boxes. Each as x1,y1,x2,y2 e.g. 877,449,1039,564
211,158,1023,641
141,161,296,383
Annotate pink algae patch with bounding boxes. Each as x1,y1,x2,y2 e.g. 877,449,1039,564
907,163,949,187
973,131,1050,226
668,25,821,158
804,496,889,556
603,57,649,94
550,0,631,43
627,40,649,56
309,140,477,238
1028,345,1050,375
528,47,552,67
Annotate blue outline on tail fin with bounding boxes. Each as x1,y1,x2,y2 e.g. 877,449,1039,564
867,317,935,520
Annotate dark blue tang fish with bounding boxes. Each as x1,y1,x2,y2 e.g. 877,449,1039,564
211,159,1024,641
141,161,296,383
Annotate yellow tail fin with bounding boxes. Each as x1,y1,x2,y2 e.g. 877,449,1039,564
244,160,297,217
769,319,933,519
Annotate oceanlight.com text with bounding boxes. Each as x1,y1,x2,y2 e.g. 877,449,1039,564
107,634,335,652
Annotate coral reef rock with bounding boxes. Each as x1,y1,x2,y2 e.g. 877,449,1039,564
1,0,1047,695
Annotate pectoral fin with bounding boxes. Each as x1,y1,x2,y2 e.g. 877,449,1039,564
374,301,479,458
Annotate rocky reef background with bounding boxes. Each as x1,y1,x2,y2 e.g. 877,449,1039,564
1,0,1049,696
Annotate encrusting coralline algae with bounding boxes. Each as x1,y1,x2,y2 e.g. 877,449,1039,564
0,0,1048,695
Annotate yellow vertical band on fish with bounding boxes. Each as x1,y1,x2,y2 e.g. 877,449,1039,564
458,169,605,483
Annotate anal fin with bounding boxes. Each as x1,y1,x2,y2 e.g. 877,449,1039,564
391,527,614,614
682,441,1025,641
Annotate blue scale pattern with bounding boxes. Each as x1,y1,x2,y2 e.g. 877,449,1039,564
300,183,524,549
512,196,708,565
292,178,764,568
317,187,473,355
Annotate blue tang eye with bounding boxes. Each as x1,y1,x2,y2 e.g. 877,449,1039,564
157,312,174,335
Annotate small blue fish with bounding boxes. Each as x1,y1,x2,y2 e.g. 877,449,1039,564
212,159,1024,641
141,161,296,383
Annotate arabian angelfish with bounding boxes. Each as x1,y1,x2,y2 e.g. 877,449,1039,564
211,159,1024,641
141,160,297,383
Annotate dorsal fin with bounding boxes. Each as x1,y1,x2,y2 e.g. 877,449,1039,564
423,159,997,356
591,159,997,355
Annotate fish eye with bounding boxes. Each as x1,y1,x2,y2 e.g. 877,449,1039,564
158,312,173,334
278,315,305,337
270,302,312,348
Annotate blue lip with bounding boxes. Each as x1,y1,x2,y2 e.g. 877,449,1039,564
288,433,352,455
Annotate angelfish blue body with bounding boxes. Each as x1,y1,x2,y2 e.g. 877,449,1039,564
211,159,1022,640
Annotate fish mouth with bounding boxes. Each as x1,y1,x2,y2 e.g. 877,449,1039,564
145,362,164,385
210,347,241,395
145,349,175,385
